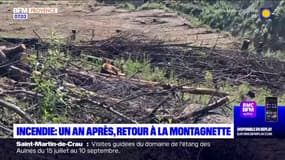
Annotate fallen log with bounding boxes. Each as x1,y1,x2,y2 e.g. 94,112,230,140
173,96,229,122
1,44,26,60
0,38,38,47
0,50,6,62
0,88,43,97
0,44,28,78
0,99,35,123
5,65,31,81
0,123,13,134
9,65,31,76
191,96,229,118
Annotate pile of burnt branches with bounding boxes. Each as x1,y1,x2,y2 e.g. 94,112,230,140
0,41,233,136
1,31,284,136
62,67,231,123
73,33,285,93
4,33,284,93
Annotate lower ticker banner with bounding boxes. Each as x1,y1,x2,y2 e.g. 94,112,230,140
12,105,285,139
13,124,234,139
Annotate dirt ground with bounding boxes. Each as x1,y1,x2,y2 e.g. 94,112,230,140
0,0,239,49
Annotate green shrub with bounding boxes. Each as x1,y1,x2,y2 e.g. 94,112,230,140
120,2,136,11
119,57,167,82
137,2,170,11
29,33,68,123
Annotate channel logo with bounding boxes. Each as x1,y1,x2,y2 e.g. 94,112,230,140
12,7,58,20
260,8,272,20
240,101,256,118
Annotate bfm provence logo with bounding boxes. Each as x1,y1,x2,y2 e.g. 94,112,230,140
260,7,272,20
240,101,256,118
13,8,58,20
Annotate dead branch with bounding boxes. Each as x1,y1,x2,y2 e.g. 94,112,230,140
62,81,138,123
0,60,20,69
63,81,122,103
32,30,44,43
0,123,13,134
65,68,230,97
9,65,31,76
0,88,43,97
108,90,168,107
191,96,229,117
1,44,26,59
0,99,35,123
75,98,138,124
106,105,138,124
173,96,229,122
140,96,170,122
15,82,37,88
179,86,229,97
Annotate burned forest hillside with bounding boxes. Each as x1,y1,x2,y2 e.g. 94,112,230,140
0,0,285,137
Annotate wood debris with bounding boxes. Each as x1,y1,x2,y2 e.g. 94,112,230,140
1,34,284,136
